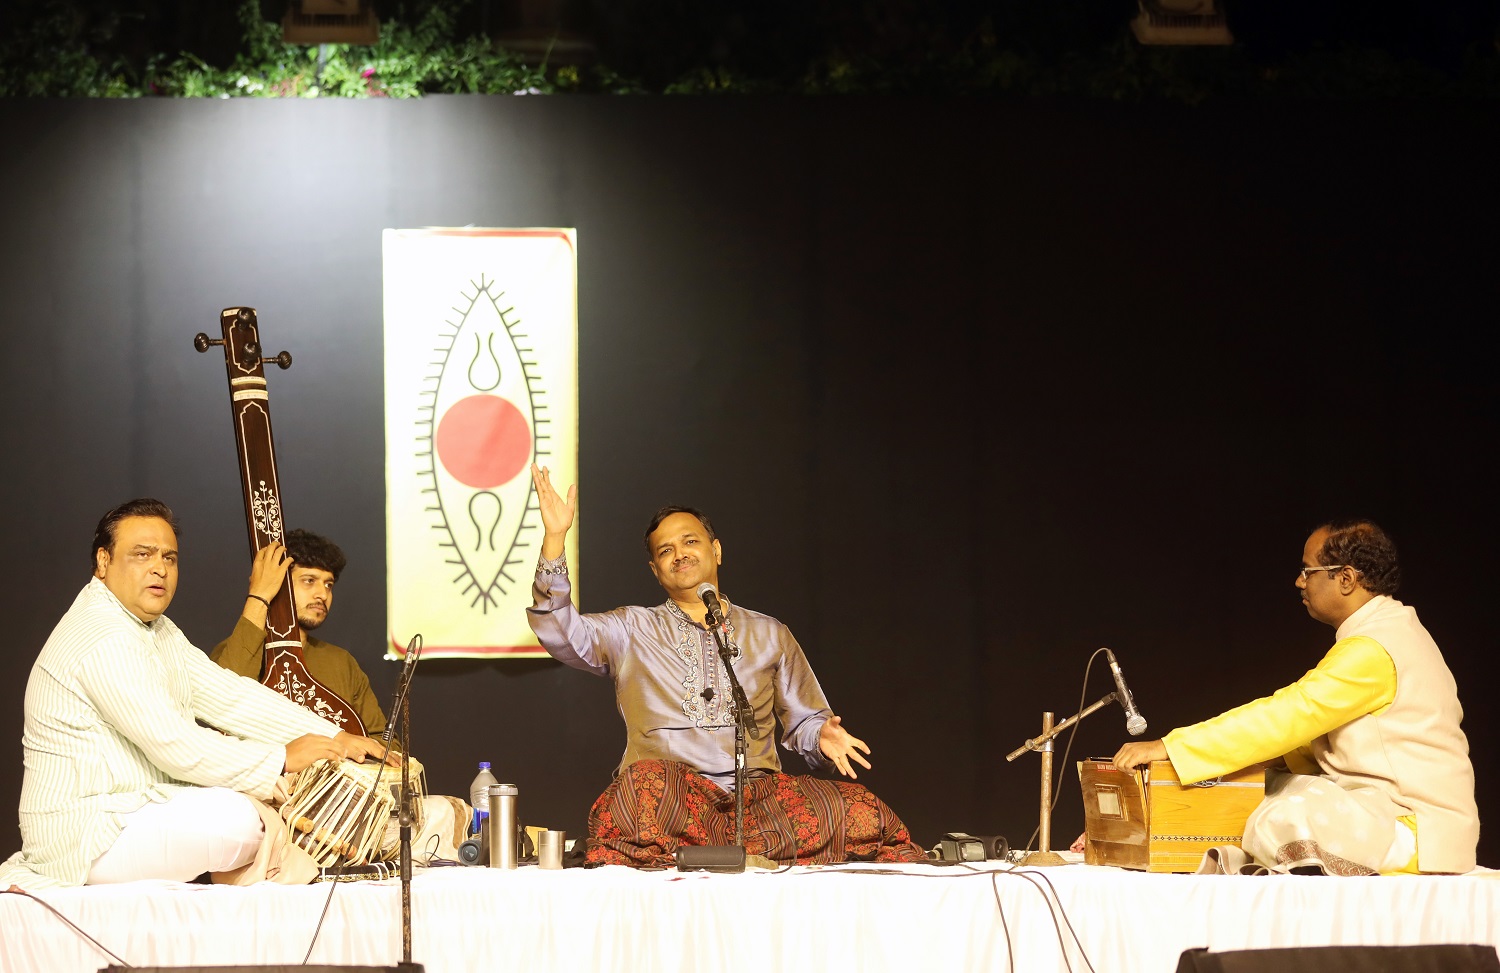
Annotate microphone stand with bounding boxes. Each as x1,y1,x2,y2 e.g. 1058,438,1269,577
674,597,770,873
398,693,414,966
384,635,423,971
704,609,751,848
1004,691,1120,867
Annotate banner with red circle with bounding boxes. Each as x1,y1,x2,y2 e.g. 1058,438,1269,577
382,228,578,659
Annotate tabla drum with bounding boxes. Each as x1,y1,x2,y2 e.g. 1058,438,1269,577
281,755,427,866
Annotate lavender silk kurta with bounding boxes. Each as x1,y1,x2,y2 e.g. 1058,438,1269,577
527,557,834,790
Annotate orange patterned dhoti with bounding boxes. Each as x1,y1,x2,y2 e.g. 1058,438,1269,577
586,759,927,868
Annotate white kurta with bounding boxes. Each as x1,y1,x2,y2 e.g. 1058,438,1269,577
0,578,339,888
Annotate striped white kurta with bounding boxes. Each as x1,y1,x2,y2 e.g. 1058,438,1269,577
0,578,339,888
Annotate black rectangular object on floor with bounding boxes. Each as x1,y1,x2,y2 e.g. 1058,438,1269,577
1176,944,1500,973
675,845,746,873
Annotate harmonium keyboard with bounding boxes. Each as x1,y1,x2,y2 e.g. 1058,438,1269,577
1077,759,1265,873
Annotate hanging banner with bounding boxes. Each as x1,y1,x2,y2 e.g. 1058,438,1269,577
383,228,578,659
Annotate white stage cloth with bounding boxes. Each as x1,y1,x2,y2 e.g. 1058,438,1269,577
3,862,1498,973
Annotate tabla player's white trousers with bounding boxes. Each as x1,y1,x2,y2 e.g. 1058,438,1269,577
87,787,262,884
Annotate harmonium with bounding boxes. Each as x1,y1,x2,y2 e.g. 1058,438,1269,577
1077,759,1265,873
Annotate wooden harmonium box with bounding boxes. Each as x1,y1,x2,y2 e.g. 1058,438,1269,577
1077,759,1264,873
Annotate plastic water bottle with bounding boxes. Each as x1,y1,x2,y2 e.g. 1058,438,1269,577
469,761,498,836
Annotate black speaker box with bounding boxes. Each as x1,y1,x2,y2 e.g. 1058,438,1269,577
1176,944,1500,973
674,845,746,873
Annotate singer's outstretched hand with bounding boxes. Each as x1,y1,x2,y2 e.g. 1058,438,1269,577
819,715,873,779
532,463,577,560
1111,739,1167,773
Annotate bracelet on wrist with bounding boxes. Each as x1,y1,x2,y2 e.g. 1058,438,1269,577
246,593,271,607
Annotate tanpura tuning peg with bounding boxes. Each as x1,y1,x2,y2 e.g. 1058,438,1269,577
263,351,293,370
193,333,224,353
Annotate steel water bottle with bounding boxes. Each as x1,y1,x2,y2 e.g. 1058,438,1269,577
487,783,519,869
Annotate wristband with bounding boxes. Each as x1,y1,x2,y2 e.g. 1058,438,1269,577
246,593,271,607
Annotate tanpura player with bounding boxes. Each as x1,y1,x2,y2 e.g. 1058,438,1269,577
211,528,469,861
212,530,385,735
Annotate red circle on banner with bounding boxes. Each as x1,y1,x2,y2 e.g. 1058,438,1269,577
435,394,532,488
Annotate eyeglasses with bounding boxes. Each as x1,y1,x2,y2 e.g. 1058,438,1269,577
1297,564,1347,581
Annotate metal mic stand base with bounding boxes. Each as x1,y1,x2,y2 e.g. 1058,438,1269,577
675,845,744,873
1005,695,1122,869
673,846,779,872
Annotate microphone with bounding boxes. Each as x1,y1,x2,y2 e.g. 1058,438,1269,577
696,582,725,625
1105,648,1148,736
382,633,423,746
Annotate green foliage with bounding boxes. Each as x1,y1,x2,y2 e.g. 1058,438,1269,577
4,0,555,98
2,0,1498,100
590,66,650,96
0,1,141,97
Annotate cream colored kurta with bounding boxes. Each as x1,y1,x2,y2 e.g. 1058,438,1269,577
1164,595,1478,873
0,579,339,889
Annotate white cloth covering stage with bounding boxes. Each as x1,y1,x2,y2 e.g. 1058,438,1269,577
3,861,1497,973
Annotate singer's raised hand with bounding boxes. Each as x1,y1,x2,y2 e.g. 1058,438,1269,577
1111,739,1167,773
532,463,577,559
818,715,873,780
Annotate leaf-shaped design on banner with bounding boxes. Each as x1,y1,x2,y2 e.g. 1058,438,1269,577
416,275,548,612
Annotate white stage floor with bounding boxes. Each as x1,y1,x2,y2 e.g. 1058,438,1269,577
4,861,1499,973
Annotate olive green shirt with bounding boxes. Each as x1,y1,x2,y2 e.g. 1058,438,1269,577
210,616,387,736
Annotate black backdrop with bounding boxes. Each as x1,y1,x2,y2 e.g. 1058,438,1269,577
0,96,1495,866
